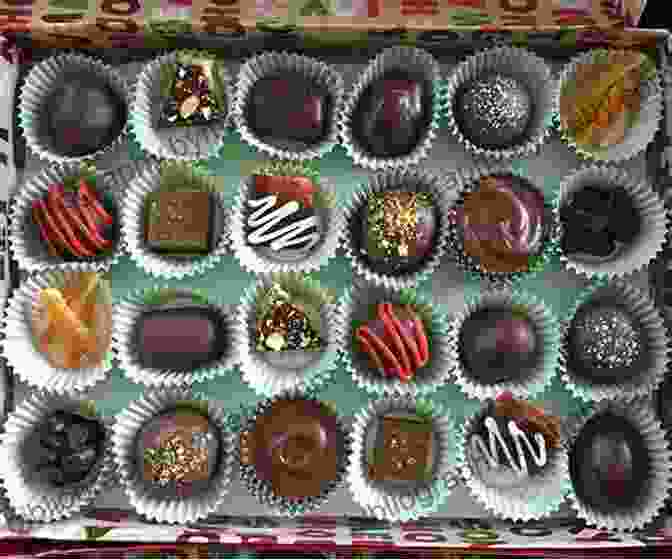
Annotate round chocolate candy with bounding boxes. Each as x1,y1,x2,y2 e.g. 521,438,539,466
245,399,342,500
42,73,127,158
459,309,538,384
456,74,533,150
560,185,641,260
352,71,432,158
360,191,438,275
568,304,643,383
569,412,650,513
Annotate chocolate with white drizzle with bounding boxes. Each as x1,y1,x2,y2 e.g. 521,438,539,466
246,194,321,257
467,397,561,487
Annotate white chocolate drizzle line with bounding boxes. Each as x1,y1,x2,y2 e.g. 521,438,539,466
470,416,547,476
246,195,321,252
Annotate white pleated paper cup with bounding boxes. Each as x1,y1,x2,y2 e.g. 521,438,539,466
557,49,663,163
235,273,338,398
346,396,459,522
445,46,557,161
339,46,445,171
230,163,343,275
457,403,571,522
111,286,238,388
448,288,561,401
0,393,114,523
559,279,669,403
335,282,452,397
111,389,235,525
566,399,672,531
130,50,233,161
340,168,456,291
232,52,344,161
9,162,123,273
121,159,230,280
1,270,114,394
19,52,129,164
554,166,668,279
445,162,560,285
237,390,351,517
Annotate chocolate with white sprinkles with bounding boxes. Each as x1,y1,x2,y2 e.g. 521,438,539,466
567,301,645,384
456,74,533,150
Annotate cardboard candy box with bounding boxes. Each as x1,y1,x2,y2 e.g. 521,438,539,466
2,0,672,557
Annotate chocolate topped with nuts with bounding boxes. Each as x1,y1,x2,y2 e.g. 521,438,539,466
240,398,344,500
159,62,227,128
369,415,433,483
138,409,220,497
255,283,323,352
361,190,437,275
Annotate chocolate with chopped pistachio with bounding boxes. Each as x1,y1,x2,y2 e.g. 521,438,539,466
254,283,323,352
362,190,437,275
159,61,227,128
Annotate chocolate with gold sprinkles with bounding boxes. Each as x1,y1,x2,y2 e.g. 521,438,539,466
362,191,437,275
139,409,220,497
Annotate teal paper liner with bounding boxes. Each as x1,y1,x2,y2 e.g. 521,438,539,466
335,282,452,397
448,286,561,400
558,278,669,403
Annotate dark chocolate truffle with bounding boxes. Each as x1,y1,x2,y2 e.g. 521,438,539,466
138,409,220,497
456,74,533,150
459,308,538,384
352,71,432,158
567,303,643,383
239,398,345,500
34,411,106,487
569,412,650,513
560,185,641,261
42,73,127,158
133,305,229,372
359,190,437,275
246,73,332,148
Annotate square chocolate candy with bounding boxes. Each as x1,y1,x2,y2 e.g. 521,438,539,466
145,190,213,254
370,415,433,482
